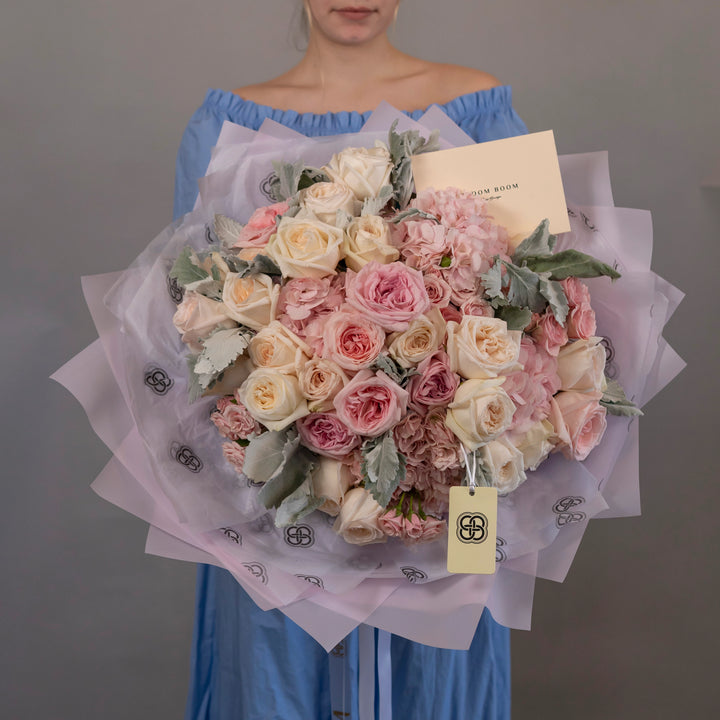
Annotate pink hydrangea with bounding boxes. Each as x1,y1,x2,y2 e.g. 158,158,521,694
222,442,246,474
411,187,489,228
277,275,344,338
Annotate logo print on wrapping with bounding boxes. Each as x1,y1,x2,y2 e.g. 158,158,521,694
284,524,315,548
220,528,241,544
242,562,268,585
401,566,427,584
456,512,489,544
166,274,184,304
259,172,277,202
144,366,174,396
296,574,324,589
553,496,586,527
600,336,619,380
172,443,203,473
496,536,507,563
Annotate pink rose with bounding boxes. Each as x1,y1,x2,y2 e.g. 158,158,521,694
407,351,460,409
345,261,431,332
440,304,463,324
423,272,453,308
233,201,289,248
212,397,260,440
334,370,408,437
378,511,447,545
551,391,607,461
296,413,361,459
561,277,597,339
378,511,405,536
172,291,236,352
461,297,494,317
321,307,386,371
531,310,569,357
222,442,246,474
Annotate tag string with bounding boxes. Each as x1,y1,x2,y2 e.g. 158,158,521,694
459,445,477,496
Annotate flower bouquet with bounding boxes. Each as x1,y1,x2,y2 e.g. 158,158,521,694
53,106,683,650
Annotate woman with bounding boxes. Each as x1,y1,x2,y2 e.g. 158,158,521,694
177,2,526,718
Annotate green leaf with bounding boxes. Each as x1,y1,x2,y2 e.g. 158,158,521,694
496,305,533,331
388,207,440,224
362,185,394,216
512,219,556,262
193,328,253,377
538,275,569,324
169,247,210,287
501,261,546,313
373,354,417,387
258,443,317,509
243,254,282,277
274,479,324,528
213,214,244,247
524,250,621,280
388,122,441,210
600,379,643,416
362,433,406,508
243,431,290,484
271,160,305,202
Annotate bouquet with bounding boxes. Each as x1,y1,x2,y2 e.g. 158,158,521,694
53,106,683,649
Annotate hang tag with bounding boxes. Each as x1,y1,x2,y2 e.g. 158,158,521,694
447,486,498,575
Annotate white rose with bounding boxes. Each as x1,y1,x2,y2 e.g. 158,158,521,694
481,437,527,495
248,321,311,374
333,487,387,545
343,215,399,271
446,316,522,379
387,308,446,368
265,216,344,279
297,357,349,412
172,291,236,352
311,457,354,516
300,181,357,225
323,144,393,200
506,420,555,471
556,337,606,393
446,378,516,450
238,368,309,431
222,272,279,330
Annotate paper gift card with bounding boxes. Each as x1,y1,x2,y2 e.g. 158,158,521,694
411,130,570,237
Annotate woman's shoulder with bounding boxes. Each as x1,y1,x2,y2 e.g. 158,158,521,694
421,62,501,99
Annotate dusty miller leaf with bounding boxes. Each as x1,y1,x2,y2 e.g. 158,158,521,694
362,433,406,508
600,379,643,416
213,214,244,248
361,185,394,216
495,305,533,331
538,275,569,324
388,207,440,224
169,247,210,287
274,480,324,528
372,355,417,387
271,160,305,202
524,250,621,280
193,328,252,377
501,260,546,313
512,219,556,262
243,431,290,484
258,443,317,509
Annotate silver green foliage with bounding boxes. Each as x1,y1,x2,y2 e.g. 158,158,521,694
274,480,325,528
361,433,406,508
523,250,621,280
512,218,556,262
361,185,394,216
269,160,329,202
388,207,440,224
193,328,253,379
388,121,441,210
601,379,643,417
372,355,417,387
213,214,245,248
169,247,210,286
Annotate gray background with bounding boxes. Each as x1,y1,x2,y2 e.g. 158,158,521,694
3,0,718,718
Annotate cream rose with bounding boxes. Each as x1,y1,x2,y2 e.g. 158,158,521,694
556,337,606,393
221,272,278,330
387,308,446,368
297,357,349,412
311,457,354,516
248,321,311,374
237,368,309,431
172,291,236,352
445,378,516,450
506,420,555,471
265,216,344,278
332,487,387,545
481,437,527,495
343,215,399,271
323,144,393,200
446,316,522,379
300,181,357,225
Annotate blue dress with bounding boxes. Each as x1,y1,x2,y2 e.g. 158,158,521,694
175,86,528,720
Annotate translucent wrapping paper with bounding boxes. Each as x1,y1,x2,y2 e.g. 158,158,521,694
53,106,684,650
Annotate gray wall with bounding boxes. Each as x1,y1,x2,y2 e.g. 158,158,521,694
3,1,718,718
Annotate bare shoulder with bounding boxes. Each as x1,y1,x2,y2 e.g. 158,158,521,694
429,63,501,96
232,80,290,107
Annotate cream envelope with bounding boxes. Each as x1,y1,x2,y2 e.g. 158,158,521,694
411,130,570,238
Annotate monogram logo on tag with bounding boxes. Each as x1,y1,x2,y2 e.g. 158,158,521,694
401,566,427,583
143,366,174,395
172,443,203,473
220,528,241,544
284,524,315,547
242,562,268,585
456,512,489,544
296,574,324,589
166,274,184,304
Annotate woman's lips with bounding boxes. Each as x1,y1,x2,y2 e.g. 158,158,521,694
334,7,375,20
